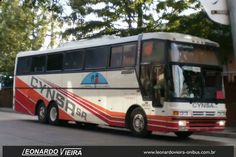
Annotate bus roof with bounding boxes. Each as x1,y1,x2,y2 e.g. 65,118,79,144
17,32,219,57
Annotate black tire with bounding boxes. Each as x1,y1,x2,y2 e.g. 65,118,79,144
174,132,193,139
37,102,48,123
129,107,149,136
47,103,60,125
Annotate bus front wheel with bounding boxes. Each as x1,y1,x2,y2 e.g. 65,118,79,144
174,131,193,139
48,103,59,125
129,108,149,136
37,102,47,123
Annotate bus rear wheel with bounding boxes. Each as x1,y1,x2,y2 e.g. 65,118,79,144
37,102,47,123
174,131,193,139
129,108,149,136
48,103,59,125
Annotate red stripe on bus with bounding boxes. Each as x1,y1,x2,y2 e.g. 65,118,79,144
15,89,35,114
41,79,125,126
41,78,125,118
147,125,178,132
15,101,32,115
15,77,75,121
15,77,48,106
16,77,124,126
148,120,179,128
58,88,125,127
58,109,75,121
147,115,172,121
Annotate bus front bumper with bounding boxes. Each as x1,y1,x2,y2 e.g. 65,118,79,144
147,117,226,132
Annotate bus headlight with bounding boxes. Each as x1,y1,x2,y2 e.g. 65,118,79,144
217,120,226,127
178,120,187,127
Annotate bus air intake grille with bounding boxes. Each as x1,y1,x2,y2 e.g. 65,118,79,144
188,120,217,128
192,111,215,117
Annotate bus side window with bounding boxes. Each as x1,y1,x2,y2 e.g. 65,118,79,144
110,43,136,68
47,53,63,71
122,44,136,66
85,47,108,69
16,57,31,75
64,51,83,70
110,46,122,68
31,55,46,73
142,40,165,64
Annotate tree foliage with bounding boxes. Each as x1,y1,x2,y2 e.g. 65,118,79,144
0,0,233,73
64,0,199,39
64,0,233,59
0,0,63,72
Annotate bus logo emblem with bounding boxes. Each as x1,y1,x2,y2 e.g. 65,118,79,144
81,72,108,85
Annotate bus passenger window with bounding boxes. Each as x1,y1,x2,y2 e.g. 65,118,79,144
123,44,136,66
47,53,63,71
85,47,108,69
142,40,165,64
16,57,31,75
64,51,83,70
31,56,46,73
110,47,122,67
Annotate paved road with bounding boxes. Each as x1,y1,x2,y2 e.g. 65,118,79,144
0,109,235,156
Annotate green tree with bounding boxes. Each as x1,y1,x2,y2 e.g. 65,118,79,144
64,0,200,39
65,0,232,60
64,0,158,39
0,0,64,73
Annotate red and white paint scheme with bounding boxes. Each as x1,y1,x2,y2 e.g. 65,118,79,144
13,32,227,138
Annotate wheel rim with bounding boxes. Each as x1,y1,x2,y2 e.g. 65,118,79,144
50,107,58,122
39,106,46,120
133,114,145,133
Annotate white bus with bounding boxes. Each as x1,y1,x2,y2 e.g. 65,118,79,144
13,32,226,138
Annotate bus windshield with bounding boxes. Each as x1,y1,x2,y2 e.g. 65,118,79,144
172,64,224,100
169,42,224,100
170,42,220,65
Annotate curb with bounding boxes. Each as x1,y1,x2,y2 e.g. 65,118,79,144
0,107,14,113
